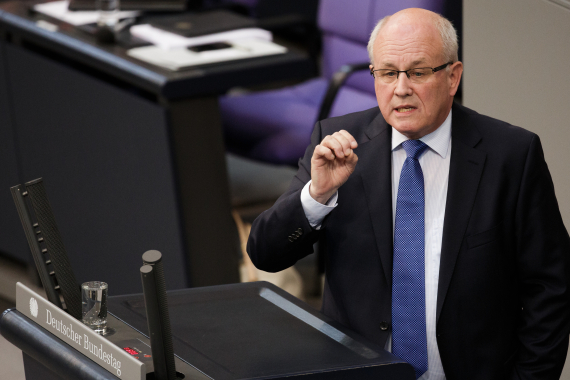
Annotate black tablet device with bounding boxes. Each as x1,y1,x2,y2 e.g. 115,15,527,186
68,0,187,11
149,10,256,37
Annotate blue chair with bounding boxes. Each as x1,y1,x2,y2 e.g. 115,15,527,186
219,0,445,166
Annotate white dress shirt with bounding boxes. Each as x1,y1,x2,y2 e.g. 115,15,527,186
301,111,452,380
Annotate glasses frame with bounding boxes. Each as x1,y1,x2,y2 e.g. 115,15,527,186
369,62,453,82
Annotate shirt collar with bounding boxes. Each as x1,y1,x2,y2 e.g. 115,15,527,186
391,110,452,159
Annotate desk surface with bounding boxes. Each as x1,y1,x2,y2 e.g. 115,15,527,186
0,1,314,100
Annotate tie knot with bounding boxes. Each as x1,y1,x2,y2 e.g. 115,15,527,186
402,139,428,160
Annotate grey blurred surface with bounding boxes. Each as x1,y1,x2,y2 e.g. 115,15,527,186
226,152,297,209
463,0,570,228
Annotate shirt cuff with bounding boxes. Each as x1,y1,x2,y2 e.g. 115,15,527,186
300,180,338,230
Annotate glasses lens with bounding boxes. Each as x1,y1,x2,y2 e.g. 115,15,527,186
377,70,398,83
408,68,432,83
374,67,436,83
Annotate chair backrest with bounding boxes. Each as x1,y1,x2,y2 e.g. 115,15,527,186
318,0,446,96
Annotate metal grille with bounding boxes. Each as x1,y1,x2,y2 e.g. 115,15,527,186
25,179,82,320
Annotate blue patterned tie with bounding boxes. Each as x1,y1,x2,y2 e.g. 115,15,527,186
392,139,429,379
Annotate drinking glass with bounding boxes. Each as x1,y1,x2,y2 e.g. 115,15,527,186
81,281,108,334
96,0,120,29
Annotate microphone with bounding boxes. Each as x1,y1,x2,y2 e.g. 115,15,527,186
140,250,181,380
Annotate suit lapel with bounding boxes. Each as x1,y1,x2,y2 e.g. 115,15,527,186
358,114,393,286
436,103,487,322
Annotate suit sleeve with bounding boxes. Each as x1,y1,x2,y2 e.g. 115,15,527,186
511,135,570,379
246,121,326,272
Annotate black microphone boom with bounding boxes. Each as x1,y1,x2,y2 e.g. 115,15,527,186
140,250,178,380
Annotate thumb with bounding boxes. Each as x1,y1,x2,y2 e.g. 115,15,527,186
346,151,358,167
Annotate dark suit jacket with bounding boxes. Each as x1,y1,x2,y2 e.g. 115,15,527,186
247,103,570,380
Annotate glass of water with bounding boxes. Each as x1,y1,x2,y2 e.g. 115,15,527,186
96,0,120,29
82,281,108,334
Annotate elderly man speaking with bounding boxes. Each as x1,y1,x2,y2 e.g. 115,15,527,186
247,8,570,380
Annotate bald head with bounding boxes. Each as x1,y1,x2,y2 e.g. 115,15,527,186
391,7,440,22
367,8,458,66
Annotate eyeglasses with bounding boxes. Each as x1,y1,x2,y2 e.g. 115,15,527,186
370,62,453,84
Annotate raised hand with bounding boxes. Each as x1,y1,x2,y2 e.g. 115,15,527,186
310,130,358,204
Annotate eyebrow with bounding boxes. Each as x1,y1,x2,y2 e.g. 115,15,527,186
378,59,428,69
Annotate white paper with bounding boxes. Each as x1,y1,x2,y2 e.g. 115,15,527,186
33,1,140,26
127,38,287,71
129,24,273,50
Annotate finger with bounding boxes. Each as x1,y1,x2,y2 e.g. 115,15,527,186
313,144,336,161
338,130,358,149
347,151,358,165
332,131,353,157
321,135,345,160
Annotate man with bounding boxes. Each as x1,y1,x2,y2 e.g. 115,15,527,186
247,8,570,380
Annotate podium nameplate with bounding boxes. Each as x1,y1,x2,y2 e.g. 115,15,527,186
16,282,145,380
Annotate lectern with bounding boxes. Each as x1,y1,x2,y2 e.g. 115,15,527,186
1,282,415,380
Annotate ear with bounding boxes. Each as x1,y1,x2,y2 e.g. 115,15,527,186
448,61,463,97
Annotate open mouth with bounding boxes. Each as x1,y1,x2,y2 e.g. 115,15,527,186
395,107,416,113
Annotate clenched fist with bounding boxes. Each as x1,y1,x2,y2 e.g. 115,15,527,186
310,130,358,204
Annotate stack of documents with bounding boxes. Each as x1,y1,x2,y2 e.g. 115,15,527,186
33,1,140,26
127,25,287,71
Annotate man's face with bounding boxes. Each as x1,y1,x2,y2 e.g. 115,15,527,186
371,14,462,139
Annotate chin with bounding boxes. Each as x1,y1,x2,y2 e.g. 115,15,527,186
391,123,423,137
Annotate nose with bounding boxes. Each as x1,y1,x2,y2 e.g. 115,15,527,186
394,72,413,97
